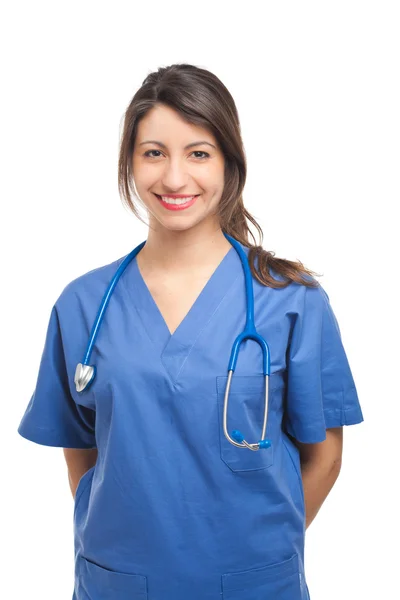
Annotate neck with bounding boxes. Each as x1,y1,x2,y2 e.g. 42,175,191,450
138,226,232,274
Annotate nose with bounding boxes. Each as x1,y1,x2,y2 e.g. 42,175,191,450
160,158,193,191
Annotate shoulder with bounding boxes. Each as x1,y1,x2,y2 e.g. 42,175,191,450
250,242,327,298
289,277,330,312
261,264,330,314
284,279,335,332
54,253,128,313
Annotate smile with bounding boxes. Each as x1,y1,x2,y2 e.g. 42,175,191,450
154,194,200,211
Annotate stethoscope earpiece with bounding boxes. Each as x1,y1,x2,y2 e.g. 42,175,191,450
231,429,272,451
259,439,272,449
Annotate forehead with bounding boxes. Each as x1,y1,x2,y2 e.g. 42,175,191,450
135,104,217,146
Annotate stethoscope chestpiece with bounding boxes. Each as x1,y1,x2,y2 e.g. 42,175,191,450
74,241,146,395
74,363,96,393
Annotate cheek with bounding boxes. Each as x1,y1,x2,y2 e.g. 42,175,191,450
200,178,224,200
208,185,224,203
132,157,155,182
134,171,154,188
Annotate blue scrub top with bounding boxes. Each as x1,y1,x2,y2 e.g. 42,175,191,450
18,241,364,600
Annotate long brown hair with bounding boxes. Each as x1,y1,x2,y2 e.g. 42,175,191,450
118,64,320,289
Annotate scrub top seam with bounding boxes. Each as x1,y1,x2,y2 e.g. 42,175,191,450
117,260,243,389
171,271,243,384
116,274,179,388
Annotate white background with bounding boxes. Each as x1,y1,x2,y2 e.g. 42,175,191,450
2,1,398,598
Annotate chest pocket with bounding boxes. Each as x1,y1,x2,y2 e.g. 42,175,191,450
216,370,284,472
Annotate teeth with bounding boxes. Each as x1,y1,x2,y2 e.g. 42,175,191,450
160,195,196,205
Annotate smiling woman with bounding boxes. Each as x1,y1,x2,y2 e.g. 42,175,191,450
119,65,321,289
17,63,364,600
129,102,230,247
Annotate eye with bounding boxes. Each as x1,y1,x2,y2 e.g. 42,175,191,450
192,151,210,159
143,150,162,158
143,150,210,160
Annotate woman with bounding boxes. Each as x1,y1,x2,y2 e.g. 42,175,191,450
18,63,364,600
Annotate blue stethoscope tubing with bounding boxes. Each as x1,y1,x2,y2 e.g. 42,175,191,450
74,233,272,451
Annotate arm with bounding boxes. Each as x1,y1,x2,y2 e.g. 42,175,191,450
63,448,98,499
292,427,343,530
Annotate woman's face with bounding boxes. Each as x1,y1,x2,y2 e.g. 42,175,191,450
132,104,225,233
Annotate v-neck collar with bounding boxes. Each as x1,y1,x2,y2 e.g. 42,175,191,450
122,241,246,384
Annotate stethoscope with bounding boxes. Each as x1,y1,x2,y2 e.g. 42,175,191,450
74,232,272,452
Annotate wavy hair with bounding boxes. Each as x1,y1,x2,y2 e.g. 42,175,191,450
118,64,320,289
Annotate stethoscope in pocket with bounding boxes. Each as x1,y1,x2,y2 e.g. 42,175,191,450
74,232,272,452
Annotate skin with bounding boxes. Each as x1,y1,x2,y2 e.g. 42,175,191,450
293,427,343,529
64,103,343,529
64,447,98,499
131,103,232,271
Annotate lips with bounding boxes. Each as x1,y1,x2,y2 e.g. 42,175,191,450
154,194,200,200
154,193,199,211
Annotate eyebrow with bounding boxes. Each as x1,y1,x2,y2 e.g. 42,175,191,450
138,140,217,150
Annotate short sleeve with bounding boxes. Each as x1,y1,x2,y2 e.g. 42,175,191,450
283,283,364,444
17,304,97,449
